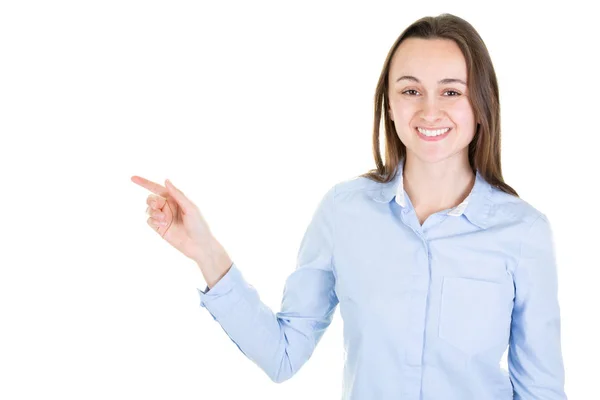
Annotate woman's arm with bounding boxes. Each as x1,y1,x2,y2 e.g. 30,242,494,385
197,185,339,383
508,213,568,399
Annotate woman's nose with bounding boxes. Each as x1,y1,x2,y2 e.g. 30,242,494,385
419,98,444,122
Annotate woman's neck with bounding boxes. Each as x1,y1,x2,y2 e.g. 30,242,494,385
402,154,475,214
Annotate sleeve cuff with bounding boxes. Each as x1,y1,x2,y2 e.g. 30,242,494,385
196,262,245,319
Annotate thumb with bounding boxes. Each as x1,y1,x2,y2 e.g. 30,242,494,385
165,179,192,214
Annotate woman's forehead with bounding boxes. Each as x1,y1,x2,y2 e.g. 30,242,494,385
389,38,467,81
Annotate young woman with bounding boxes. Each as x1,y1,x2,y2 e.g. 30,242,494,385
132,13,567,400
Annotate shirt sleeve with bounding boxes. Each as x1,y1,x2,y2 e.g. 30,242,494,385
508,213,568,399
196,184,339,383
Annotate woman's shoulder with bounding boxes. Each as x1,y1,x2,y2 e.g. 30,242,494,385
329,175,392,205
487,185,546,226
335,175,382,193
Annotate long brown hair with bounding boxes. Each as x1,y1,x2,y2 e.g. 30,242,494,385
358,13,518,197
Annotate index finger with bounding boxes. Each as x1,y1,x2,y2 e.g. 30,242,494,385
131,175,168,197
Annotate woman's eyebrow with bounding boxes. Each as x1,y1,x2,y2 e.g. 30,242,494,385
395,75,467,86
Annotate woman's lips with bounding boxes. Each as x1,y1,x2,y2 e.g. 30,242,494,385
415,127,451,141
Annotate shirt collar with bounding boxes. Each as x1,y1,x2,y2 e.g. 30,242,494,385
369,159,493,228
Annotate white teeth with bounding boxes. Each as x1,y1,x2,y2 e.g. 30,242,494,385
417,127,450,137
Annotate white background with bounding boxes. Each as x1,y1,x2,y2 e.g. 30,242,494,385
1,1,597,399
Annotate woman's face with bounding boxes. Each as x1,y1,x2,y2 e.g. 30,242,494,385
387,38,477,164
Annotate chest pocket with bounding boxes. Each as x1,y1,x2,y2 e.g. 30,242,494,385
438,276,513,356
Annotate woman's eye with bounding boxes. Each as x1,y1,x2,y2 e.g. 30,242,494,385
402,89,419,96
444,90,461,96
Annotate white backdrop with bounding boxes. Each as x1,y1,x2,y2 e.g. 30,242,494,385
1,1,597,399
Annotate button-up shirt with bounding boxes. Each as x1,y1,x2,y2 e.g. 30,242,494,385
197,160,567,399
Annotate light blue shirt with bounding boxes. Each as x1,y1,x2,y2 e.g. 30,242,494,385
197,159,567,400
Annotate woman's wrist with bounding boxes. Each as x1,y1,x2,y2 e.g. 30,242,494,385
194,237,233,289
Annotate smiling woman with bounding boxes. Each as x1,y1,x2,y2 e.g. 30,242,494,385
352,14,568,399
132,12,568,400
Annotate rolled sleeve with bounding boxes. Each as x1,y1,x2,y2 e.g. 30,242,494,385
197,261,243,316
